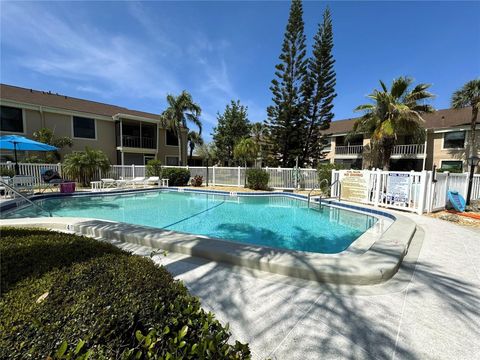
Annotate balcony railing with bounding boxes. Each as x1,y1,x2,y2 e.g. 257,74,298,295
122,135,156,149
392,144,425,155
335,145,364,155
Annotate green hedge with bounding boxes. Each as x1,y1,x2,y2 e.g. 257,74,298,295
146,159,163,177
0,228,250,359
162,168,191,186
317,163,343,190
246,169,269,190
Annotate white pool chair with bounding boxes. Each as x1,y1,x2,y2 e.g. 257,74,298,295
11,175,35,197
144,176,160,187
101,178,117,189
126,177,146,188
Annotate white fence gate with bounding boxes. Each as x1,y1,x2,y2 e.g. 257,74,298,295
331,169,480,215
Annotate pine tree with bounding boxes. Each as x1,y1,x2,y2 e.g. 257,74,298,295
266,0,308,167
302,7,336,166
212,100,250,165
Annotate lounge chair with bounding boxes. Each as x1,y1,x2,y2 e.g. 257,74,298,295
126,177,146,188
101,178,117,189
144,176,160,187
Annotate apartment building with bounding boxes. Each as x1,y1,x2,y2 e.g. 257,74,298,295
323,107,479,172
0,84,187,166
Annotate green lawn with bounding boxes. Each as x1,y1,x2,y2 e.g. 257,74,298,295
0,228,250,359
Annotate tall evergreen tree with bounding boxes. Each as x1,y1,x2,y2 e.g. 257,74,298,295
301,7,336,166
266,0,308,167
212,100,250,165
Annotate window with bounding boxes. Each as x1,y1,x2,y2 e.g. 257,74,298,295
166,130,179,146
443,131,465,149
166,156,179,166
144,155,155,165
440,161,463,172
0,106,23,133
73,116,96,139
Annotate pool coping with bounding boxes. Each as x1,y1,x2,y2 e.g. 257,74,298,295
0,188,416,285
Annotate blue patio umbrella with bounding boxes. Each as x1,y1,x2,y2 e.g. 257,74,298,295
0,135,58,175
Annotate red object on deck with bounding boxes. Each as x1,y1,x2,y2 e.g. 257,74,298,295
447,210,480,220
60,182,76,193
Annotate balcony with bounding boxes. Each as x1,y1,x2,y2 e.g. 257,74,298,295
335,145,364,155
392,144,425,156
122,135,156,149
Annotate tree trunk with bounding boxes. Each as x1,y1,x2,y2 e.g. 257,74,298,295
470,106,478,159
177,128,182,166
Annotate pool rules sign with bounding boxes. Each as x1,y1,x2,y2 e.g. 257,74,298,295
339,170,369,203
386,173,410,206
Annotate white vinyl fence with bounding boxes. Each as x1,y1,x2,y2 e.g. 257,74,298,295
1,162,479,214
331,169,480,214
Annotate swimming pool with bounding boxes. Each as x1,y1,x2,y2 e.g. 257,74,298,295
2,190,377,254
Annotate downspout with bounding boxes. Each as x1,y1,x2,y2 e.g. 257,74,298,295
422,128,428,170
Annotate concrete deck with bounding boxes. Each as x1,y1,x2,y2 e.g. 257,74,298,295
1,205,479,358
111,212,479,359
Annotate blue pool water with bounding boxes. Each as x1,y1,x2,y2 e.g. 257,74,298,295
2,191,377,253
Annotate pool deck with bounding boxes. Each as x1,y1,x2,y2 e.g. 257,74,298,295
112,211,479,359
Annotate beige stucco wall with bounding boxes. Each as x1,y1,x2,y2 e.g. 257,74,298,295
431,130,480,171
157,128,187,165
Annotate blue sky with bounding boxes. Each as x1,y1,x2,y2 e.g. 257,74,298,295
1,1,479,142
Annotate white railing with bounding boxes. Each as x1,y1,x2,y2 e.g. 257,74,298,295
334,145,363,155
392,144,425,156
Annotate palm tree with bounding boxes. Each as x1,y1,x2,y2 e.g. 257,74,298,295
162,91,202,165
451,79,480,160
250,122,269,167
187,130,204,163
63,147,110,186
351,77,435,170
234,138,259,185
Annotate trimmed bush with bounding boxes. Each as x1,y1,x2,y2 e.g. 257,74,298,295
191,175,203,187
146,159,162,177
161,168,191,186
317,163,344,190
0,228,250,359
0,167,14,177
246,168,269,190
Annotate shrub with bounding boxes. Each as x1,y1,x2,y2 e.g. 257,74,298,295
191,175,203,187
63,147,111,186
0,228,250,359
161,168,191,186
0,167,14,178
317,163,344,190
246,168,269,190
146,159,162,177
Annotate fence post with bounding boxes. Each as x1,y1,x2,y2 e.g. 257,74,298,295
132,164,135,178
237,166,241,187
417,170,428,215
212,166,216,186
57,163,62,177
374,169,381,207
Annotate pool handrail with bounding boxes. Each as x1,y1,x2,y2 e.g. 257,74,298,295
0,179,52,217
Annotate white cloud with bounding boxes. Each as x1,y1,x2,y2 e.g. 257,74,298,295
0,1,266,140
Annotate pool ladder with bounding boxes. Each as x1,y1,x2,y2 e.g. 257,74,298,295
307,179,340,209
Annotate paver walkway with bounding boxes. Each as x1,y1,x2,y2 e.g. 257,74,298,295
110,212,479,359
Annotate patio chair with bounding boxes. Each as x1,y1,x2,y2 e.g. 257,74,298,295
101,178,117,189
126,177,146,188
144,176,160,187
40,169,64,192
11,175,35,197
